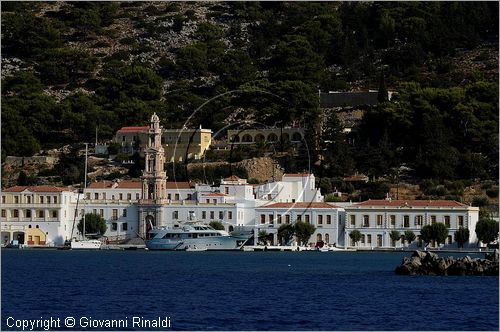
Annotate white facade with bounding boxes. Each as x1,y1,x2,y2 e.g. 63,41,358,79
255,173,323,203
255,202,342,246
166,182,196,201
343,200,479,249
1,183,482,248
84,201,139,241
85,180,143,241
86,180,142,202
1,186,80,246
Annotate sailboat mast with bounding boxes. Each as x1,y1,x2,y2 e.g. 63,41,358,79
83,143,88,239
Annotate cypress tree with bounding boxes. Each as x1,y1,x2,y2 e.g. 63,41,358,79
377,71,388,103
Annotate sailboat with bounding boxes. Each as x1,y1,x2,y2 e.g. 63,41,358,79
71,143,102,250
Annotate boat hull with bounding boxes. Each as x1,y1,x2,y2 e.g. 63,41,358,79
71,240,102,250
145,236,248,251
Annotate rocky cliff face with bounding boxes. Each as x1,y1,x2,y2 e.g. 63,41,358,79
186,156,283,183
237,157,284,183
395,250,499,276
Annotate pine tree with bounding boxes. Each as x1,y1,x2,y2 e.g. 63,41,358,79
377,71,388,103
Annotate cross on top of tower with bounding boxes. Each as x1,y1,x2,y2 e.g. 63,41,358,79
151,112,159,123
150,113,161,131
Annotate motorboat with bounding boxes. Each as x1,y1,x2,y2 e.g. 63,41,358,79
330,246,357,252
145,223,251,251
70,239,102,250
316,244,357,252
318,245,330,252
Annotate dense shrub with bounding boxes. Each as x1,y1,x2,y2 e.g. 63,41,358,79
485,187,499,198
472,196,489,207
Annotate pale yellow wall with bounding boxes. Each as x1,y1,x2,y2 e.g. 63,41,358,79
163,129,211,161
115,129,212,161
227,128,305,143
1,193,61,204
26,227,47,245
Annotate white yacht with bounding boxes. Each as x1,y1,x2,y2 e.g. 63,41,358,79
145,223,252,251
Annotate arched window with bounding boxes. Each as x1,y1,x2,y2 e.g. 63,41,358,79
292,132,302,141
316,233,322,242
325,233,330,244
229,226,234,232
268,133,278,142
231,135,240,143
255,134,265,143
242,134,253,142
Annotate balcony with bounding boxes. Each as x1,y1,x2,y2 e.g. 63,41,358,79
2,203,61,208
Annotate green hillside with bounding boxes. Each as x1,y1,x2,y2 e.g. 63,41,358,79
1,1,498,184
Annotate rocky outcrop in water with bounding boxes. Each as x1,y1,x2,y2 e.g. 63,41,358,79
395,250,499,276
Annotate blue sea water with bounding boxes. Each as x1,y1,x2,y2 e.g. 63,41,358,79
1,250,498,331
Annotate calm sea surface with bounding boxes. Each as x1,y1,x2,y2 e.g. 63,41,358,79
1,250,498,331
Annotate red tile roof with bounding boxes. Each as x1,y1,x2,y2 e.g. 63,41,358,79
283,173,311,177
117,126,148,133
88,182,113,189
260,202,339,209
224,175,241,180
3,185,66,193
117,181,142,189
88,181,142,189
204,193,227,197
166,182,194,189
353,200,468,208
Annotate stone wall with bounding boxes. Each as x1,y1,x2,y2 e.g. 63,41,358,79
4,156,59,167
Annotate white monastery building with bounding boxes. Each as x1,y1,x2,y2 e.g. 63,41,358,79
1,186,79,246
0,114,481,248
344,199,479,248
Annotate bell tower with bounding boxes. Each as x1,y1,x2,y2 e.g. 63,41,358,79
138,113,167,238
141,113,167,201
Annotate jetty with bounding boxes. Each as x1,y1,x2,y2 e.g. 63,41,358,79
395,250,499,276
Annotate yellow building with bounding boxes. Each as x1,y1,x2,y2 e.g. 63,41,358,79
227,127,304,144
161,128,212,162
115,126,212,162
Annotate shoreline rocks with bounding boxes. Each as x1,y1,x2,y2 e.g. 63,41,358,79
395,250,499,276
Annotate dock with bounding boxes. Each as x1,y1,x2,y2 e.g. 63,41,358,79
243,245,310,251
101,244,146,250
